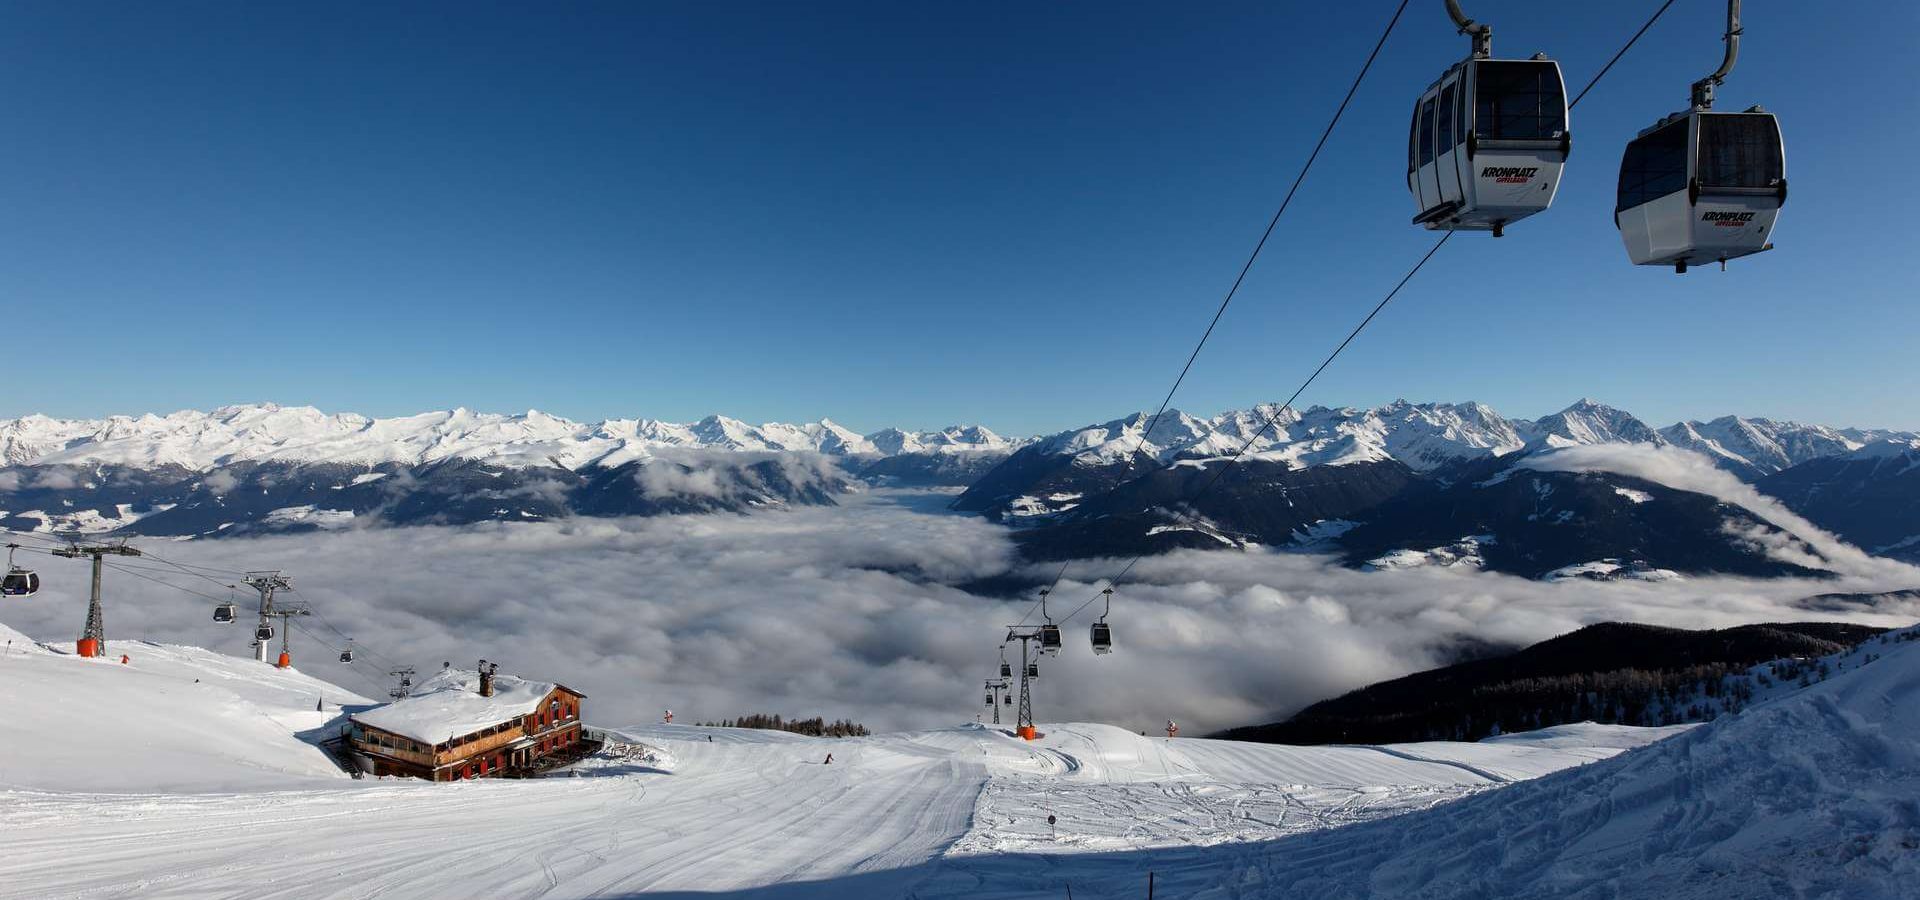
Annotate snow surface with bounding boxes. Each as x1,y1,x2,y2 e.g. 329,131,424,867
0,625,1715,899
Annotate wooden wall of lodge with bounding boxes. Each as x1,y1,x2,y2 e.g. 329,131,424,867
351,687,584,779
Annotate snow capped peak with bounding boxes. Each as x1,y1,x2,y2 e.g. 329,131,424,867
1520,400,1665,448
0,406,1020,472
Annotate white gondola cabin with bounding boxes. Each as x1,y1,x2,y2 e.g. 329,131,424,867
2,544,38,597
2,567,38,597
1616,110,1783,271
213,602,236,623
1614,1,1783,272
1038,623,1062,656
1409,56,1568,236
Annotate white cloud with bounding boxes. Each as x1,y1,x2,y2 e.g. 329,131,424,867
3,489,1914,737
1517,444,1918,580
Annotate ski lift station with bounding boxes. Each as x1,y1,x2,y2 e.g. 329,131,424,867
347,661,589,781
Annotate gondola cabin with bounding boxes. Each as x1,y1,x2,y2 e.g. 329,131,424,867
348,665,587,781
1616,109,1784,271
1409,56,1569,236
2,567,39,598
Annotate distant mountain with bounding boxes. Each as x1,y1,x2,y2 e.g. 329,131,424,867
951,398,1916,578
0,404,1019,536
6,400,1914,562
1335,462,1829,580
1214,621,1887,745
1757,439,1920,563
1517,398,1667,449
1660,416,1868,479
0,404,1021,471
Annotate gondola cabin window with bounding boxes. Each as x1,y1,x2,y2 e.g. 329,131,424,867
1617,119,1690,213
1474,60,1566,140
1699,114,1783,189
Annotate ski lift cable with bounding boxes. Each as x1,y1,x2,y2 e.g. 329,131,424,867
1053,0,1685,628
1054,230,1456,627
302,606,404,670
100,560,230,603
0,528,76,549
287,619,394,696
1009,0,1414,631
1568,0,1678,111
134,549,252,584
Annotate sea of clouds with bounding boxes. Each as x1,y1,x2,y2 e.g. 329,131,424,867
7,470,1917,736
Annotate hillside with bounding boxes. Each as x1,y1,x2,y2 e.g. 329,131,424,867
1216,621,1886,745
0,622,365,792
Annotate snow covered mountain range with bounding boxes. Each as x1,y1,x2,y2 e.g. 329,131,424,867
956,398,1920,577
986,397,1914,480
0,404,1020,471
3,399,1916,574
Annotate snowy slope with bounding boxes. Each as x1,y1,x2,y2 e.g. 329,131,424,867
0,404,1022,472
1199,626,1920,899
0,623,366,792
0,626,1695,899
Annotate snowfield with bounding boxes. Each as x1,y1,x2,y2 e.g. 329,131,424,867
1,620,1914,898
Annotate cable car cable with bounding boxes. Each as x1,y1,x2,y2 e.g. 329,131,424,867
1567,0,1678,111
1005,0,1414,633
1050,1,1686,627
1053,230,1456,627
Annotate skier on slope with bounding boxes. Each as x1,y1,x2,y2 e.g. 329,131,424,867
824,753,833,765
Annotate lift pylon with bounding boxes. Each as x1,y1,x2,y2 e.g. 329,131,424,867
50,540,142,657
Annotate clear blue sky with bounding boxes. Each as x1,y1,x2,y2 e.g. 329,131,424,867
4,1,1915,434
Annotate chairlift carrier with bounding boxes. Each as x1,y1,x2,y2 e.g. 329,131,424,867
1408,2,1569,236
1090,587,1114,655
1615,0,1783,272
2,545,39,597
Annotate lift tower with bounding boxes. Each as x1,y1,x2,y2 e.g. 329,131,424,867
983,677,1011,725
1003,626,1046,740
51,540,141,657
242,571,294,664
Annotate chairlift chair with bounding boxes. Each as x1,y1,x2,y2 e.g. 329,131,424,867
1615,1,1782,272
1409,2,1569,236
2,545,38,598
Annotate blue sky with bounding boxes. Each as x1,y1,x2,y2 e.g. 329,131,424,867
3,1,1915,435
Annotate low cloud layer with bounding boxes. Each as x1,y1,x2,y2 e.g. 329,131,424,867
1518,444,1914,579
5,489,1916,736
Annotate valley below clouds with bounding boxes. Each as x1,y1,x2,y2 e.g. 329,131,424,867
8,488,1917,736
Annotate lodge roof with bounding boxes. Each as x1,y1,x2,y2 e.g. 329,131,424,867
350,667,583,746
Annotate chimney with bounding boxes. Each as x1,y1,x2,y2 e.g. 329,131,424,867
478,660,497,698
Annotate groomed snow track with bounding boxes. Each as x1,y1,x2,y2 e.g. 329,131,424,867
3,622,1914,898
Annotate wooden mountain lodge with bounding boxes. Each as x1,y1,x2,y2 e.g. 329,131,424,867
348,664,587,781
